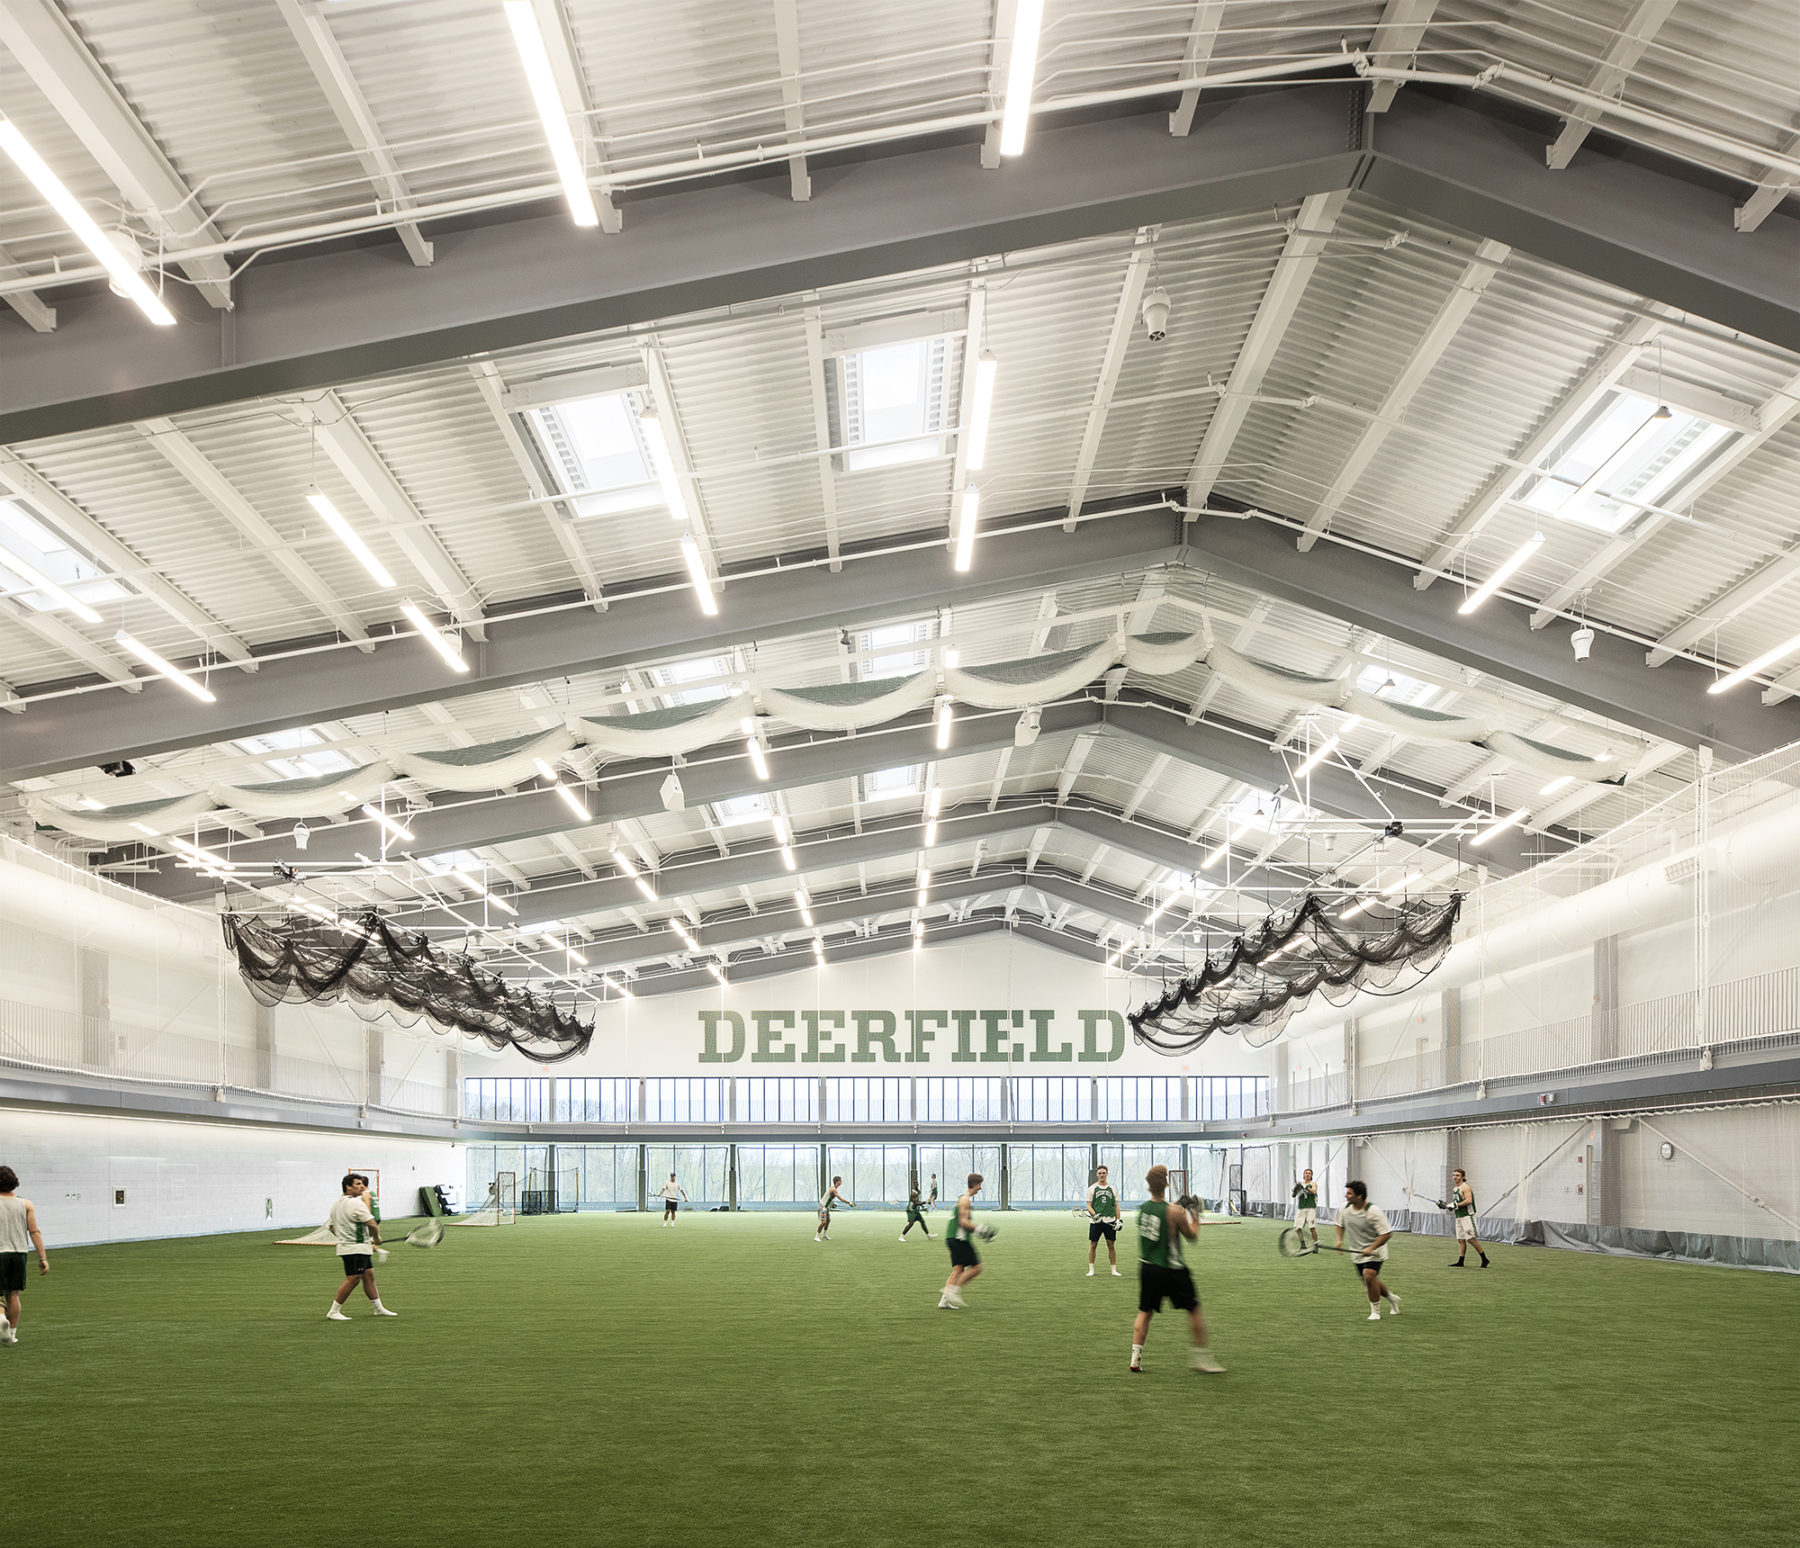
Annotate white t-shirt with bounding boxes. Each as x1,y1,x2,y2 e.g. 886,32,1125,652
1339,1202,1392,1263
0,1196,32,1254
659,1182,683,1201
326,1194,377,1257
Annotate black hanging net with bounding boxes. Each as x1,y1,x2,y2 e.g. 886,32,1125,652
222,910,594,1062
1129,892,1462,1056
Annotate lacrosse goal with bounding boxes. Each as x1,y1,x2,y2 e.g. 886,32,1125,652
451,1170,516,1226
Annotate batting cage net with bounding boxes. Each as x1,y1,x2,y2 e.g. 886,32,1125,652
1129,892,1461,1054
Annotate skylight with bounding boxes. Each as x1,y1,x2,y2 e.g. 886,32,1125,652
858,619,932,680
234,726,355,780
713,793,771,827
653,655,732,707
0,498,127,613
1514,390,1733,535
521,392,662,517
863,765,921,802
837,338,951,471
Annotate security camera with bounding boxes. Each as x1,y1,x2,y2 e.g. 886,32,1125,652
1141,287,1172,342
1571,625,1595,661
292,821,310,851
1383,820,1405,840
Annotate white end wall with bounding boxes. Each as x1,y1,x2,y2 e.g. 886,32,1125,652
0,1106,462,1248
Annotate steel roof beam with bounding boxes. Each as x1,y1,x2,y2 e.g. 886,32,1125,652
1184,190,1347,510
770,0,811,201
1296,237,1509,550
276,0,434,266
1167,3,1225,138
5,87,1795,444
0,502,1184,785
1364,0,1441,114
1543,0,1681,171
1064,230,1155,529
1188,510,1800,760
139,419,375,652
0,246,55,333
0,0,235,309
1735,132,1800,234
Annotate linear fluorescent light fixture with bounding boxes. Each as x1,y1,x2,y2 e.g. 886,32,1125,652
1459,533,1544,615
0,549,103,623
935,698,954,750
779,844,797,871
451,869,517,915
672,921,699,952
965,353,998,470
399,601,470,674
305,491,394,588
1339,897,1369,921
1706,629,1800,695
638,412,690,524
502,0,599,228
611,847,657,901
926,787,944,818
746,737,769,781
167,834,235,872
679,533,718,616
601,972,632,999
1293,736,1340,780
360,803,414,843
0,119,177,326
1380,869,1424,896
1540,774,1574,796
553,783,591,821
114,630,215,703
813,937,825,964
923,819,938,848
953,486,979,573
998,0,1044,157
1472,808,1531,847
706,961,727,984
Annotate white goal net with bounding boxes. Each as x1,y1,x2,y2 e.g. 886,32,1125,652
451,1170,516,1226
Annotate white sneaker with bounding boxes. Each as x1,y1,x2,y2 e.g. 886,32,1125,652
1190,1347,1225,1374
327,1308,351,1321
1085,1266,1094,1277
1367,1308,1382,1321
1385,1293,1401,1316
1111,1267,1122,1277
900,1235,907,1241
372,1306,399,1317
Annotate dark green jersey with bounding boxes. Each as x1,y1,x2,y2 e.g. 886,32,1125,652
1293,1180,1317,1209
1454,1185,1475,1219
1135,1199,1185,1269
1089,1183,1119,1219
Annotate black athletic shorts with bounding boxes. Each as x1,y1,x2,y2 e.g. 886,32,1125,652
0,1252,25,1294
947,1237,980,1268
1138,1263,1199,1314
1088,1220,1118,1244
906,1206,925,1223
1353,1257,1385,1278
339,1253,373,1275
664,1199,679,1212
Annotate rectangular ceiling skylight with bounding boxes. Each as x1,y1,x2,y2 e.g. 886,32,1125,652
521,392,663,517
0,498,127,614
1354,662,1438,708
858,619,932,680
653,655,732,706
1514,390,1733,535
713,793,772,827
836,338,952,471
863,765,922,802
234,726,355,781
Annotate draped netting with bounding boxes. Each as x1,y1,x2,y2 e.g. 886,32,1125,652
27,628,1632,844
1129,893,1463,1055
221,911,593,1062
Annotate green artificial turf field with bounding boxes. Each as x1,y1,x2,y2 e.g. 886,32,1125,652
5,1209,1796,1547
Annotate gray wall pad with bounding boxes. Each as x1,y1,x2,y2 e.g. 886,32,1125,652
1525,1220,1800,1274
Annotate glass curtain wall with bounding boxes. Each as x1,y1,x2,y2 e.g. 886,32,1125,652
643,1143,730,1205
824,1143,912,1206
1007,1143,1092,1207
917,1143,1002,1208
735,1144,822,1209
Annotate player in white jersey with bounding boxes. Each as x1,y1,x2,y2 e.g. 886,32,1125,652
1336,1179,1400,1321
658,1174,689,1226
0,1165,49,1346
325,1173,397,1321
816,1175,853,1241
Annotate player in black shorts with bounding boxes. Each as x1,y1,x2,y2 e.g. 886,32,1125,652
1130,1164,1221,1373
939,1174,987,1310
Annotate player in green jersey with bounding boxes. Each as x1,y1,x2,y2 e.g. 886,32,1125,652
1085,1164,1124,1277
1446,1168,1490,1267
1291,1167,1320,1252
1129,1164,1222,1374
939,1174,986,1310
900,1178,932,1241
